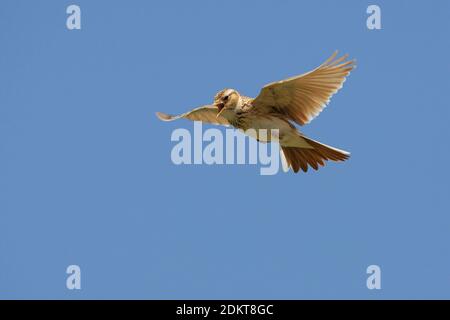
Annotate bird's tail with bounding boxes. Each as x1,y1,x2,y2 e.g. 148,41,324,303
281,136,350,173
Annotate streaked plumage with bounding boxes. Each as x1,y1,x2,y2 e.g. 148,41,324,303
157,51,355,173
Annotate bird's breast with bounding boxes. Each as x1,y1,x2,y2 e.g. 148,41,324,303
234,113,295,143
245,114,292,131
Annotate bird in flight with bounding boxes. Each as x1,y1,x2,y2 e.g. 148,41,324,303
156,51,355,173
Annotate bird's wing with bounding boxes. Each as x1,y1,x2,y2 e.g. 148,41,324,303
252,51,355,126
156,105,230,126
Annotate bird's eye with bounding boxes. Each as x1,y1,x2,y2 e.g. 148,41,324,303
223,96,229,101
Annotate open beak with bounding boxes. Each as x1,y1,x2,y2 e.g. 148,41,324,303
216,103,225,118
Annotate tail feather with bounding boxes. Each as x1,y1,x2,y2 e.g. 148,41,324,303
282,137,349,173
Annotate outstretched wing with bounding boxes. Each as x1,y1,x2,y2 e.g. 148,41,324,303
252,51,355,126
156,105,230,126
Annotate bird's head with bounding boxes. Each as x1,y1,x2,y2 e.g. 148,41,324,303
214,89,241,117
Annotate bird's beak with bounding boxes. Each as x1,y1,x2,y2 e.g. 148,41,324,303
216,103,225,118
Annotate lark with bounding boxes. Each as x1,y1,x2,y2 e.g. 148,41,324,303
157,51,355,173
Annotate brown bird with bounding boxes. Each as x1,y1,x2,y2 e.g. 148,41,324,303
156,51,355,173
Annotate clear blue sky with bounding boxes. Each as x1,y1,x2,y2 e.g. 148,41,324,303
1,0,449,299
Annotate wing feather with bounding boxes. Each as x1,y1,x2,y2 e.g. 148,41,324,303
252,51,355,126
156,105,230,126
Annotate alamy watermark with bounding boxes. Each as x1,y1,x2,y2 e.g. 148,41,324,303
66,5,81,30
367,5,381,30
66,265,81,290
366,265,381,290
170,122,287,175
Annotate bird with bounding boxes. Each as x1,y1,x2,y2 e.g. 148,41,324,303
156,51,355,173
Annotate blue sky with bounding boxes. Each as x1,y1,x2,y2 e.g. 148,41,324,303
1,0,449,299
